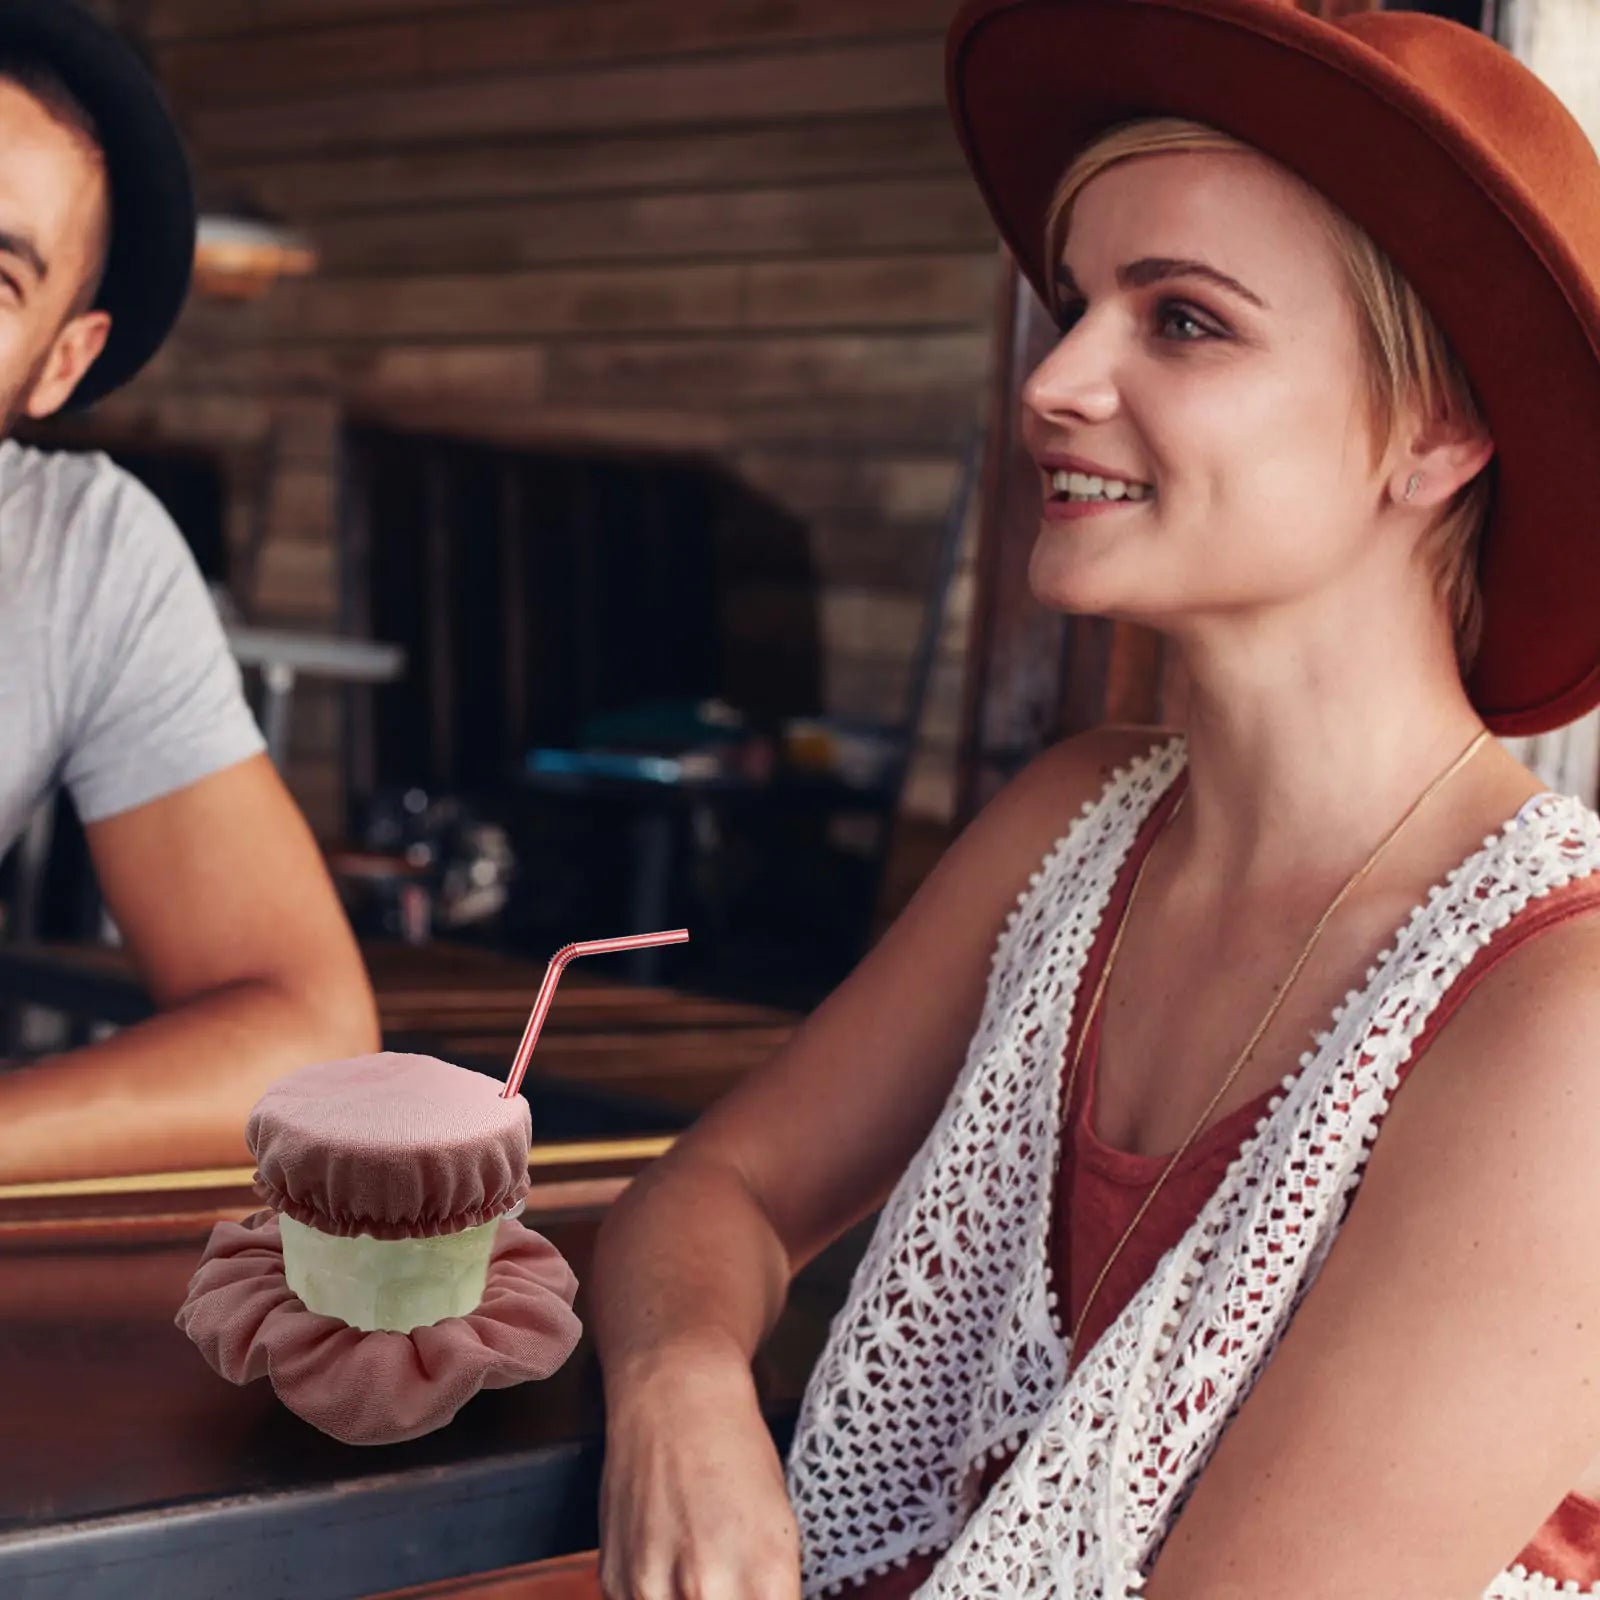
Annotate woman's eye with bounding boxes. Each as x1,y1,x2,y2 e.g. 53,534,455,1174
1156,301,1220,342
1051,296,1223,343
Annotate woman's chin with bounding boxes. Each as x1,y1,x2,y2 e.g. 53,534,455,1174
1027,549,1133,618
1027,528,1190,623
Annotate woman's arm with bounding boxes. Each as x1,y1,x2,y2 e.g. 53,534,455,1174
589,725,1167,1600
1142,911,1600,1598
590,724,1166,1389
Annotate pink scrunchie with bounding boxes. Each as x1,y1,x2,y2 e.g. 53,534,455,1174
175,1210,582,1446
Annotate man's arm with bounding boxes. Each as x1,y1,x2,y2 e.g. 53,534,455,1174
0,754,379,1184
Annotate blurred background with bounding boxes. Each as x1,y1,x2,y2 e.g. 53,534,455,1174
8,0,1007,1019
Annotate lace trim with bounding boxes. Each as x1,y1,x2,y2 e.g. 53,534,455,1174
1485,1567,1600,1598
785,739,1600,1598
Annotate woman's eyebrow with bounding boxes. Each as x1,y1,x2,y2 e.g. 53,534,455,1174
1054,256,1269,310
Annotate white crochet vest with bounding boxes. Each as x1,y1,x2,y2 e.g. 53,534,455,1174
785,735,1600,1599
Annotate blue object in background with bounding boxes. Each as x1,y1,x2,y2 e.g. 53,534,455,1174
525,748,690,785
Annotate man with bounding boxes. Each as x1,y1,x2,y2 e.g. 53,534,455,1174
0,2,377,1184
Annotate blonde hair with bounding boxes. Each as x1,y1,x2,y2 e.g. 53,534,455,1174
1044,118,1493,671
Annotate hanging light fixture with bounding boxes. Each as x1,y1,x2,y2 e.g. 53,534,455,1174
194,212,318,301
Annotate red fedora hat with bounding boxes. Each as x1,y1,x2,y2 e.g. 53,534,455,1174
947,0,1600,735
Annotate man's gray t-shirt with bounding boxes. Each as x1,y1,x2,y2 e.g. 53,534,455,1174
0,439,265,856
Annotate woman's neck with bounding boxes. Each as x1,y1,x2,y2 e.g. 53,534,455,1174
1162,607,1508,895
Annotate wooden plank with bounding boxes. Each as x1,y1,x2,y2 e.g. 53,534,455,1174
130,362,983,458
158,0,948,106
805,516,947,588
715,515,944,589
742,253,995,330
26,392,258,450
283,755,345,838
381,992,797,1031
249,254,993,342
144,0,496,41
139,338,338,392
823,652,966,739
901,741,959,819
318,393,973,460
447,1028,794,1077
211,110,964,218
152,329,981,406
423,456,457,787
720,511,944,587
819,580,966,661
161,14,422,101
499,463,529,766
723,583,927,661
360,942,799,1025
266,263,745,340
27,390,339,466
334,400,733,454
543,331,989,404
920,659,970,749
252,536,340,612
306,178,994,275
820,654,914,725
434,1030,787,1111
342,344,553,406
735,452,961,522
358,1550,603,1600
263,461,338,544
281,680,345,758
187,38,946,156
729,390,983,451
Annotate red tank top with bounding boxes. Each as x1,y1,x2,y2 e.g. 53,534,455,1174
850,778,1600,1597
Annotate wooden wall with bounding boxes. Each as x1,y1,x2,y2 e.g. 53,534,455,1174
71,0,997,839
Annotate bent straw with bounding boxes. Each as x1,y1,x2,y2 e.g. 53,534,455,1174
502,929,690,1098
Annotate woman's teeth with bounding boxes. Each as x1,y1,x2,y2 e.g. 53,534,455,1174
1049,469,1152,503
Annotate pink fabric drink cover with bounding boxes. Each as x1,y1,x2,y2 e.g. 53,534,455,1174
176,1053,583,1446
249,1051,533,1238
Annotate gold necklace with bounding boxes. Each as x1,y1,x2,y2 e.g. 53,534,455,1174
1061,726,1492,1368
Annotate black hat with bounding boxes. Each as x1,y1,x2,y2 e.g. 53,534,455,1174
0,0,194,409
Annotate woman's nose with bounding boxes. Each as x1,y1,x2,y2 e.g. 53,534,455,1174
1021,319,1120,426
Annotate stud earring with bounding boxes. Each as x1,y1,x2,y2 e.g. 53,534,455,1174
1403,472,1423,502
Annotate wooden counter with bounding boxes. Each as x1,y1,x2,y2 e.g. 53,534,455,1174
0,1186,862,1600
0,938,801,1119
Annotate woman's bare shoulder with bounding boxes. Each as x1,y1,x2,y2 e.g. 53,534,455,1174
1432,886,1600,1080
995,723,1181,847
1034,721,1181,777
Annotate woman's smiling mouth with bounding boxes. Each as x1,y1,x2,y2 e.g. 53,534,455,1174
1047,468,1154,503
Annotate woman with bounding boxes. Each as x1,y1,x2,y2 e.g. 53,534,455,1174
590,2,1600,1595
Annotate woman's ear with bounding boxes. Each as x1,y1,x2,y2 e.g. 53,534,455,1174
1390,415,1495,511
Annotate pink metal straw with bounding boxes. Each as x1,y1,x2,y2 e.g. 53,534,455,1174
502,929,690,1098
